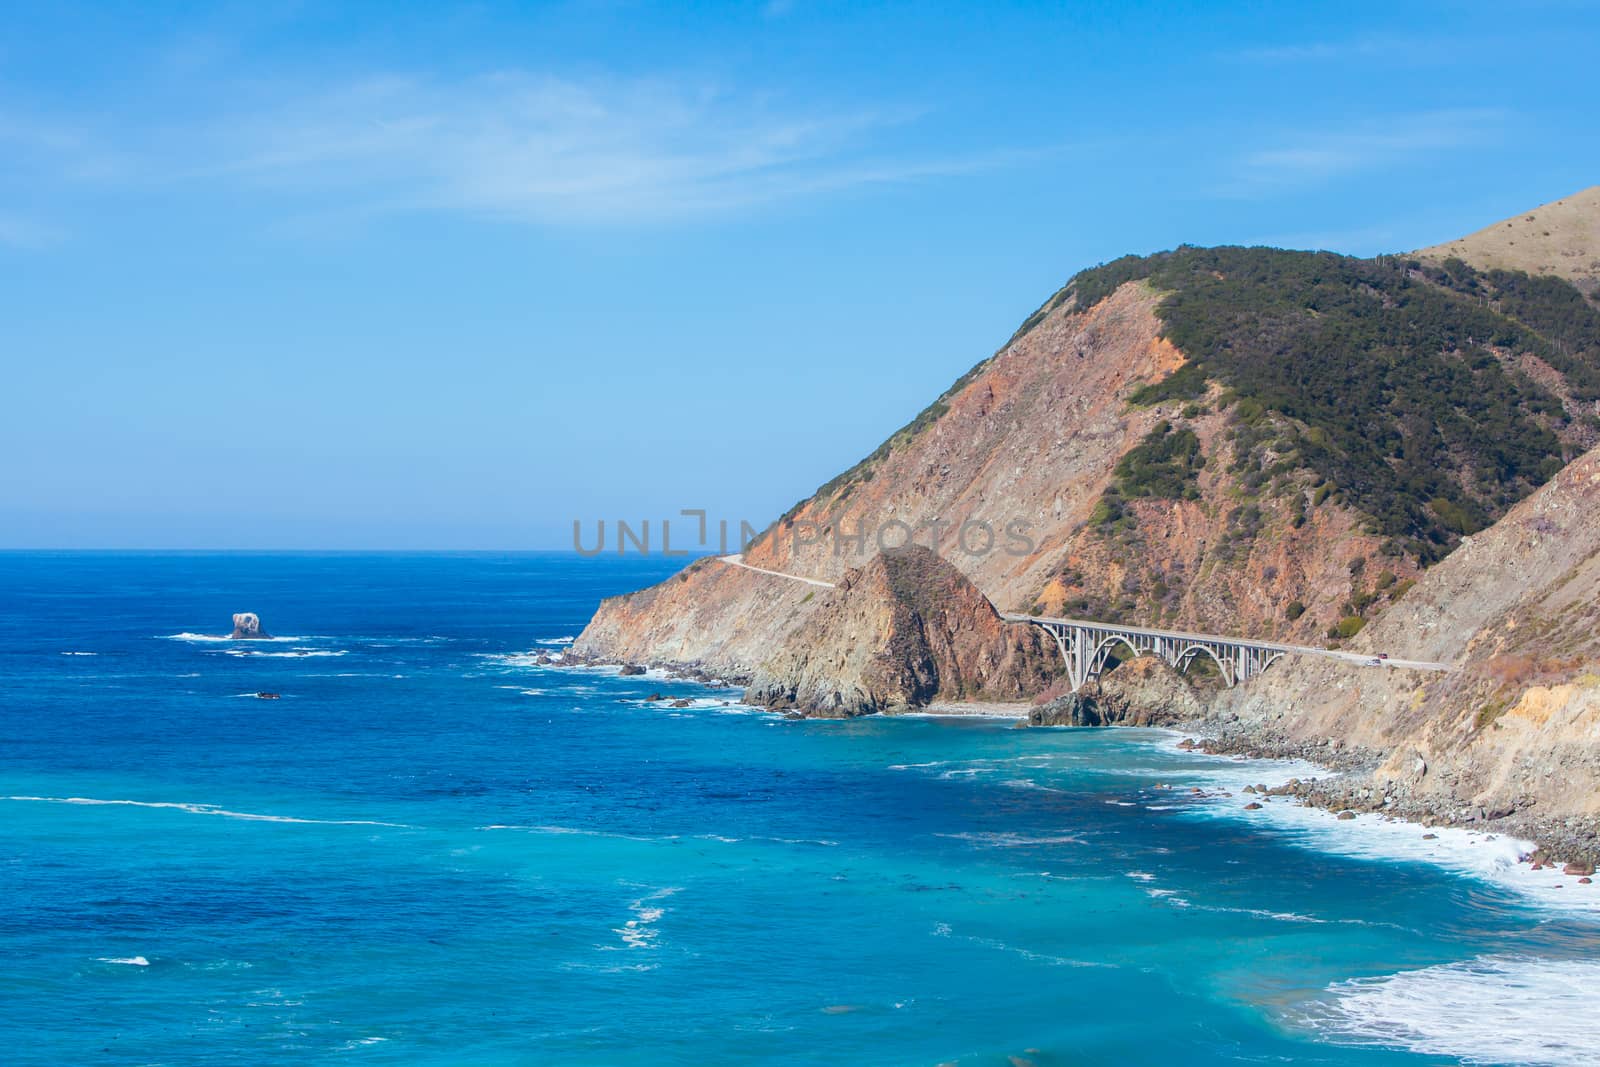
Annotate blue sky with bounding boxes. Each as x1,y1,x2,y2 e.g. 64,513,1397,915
4,1,1597,549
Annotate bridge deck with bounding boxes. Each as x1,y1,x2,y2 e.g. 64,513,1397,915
1000,613,1450,673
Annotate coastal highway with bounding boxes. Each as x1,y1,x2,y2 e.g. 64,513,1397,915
715,554,1452,675
716,554,836,589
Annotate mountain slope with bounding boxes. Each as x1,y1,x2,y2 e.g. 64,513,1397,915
1212,443,1600,842
574,190,1600,695
1420,185,1600,296
744,546,1059,716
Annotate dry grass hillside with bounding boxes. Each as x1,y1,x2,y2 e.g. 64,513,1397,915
1420,185,1600,295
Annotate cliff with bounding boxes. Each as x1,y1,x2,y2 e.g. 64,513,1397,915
567,187,1600,854
744,546,1059,717
1209,444,1600,851
576,196,1600,680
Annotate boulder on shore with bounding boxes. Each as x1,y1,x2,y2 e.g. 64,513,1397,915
231,613,271,640
1027,656,1204,727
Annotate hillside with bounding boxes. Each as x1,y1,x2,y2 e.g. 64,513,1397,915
1420,185,1600,297
573,189,1600,714
1211,443,1600,852
744,546,1059,717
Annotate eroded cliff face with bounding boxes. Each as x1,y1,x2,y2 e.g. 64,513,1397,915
573,280,1397,672
743,546,1059,717
1213,446,1600,837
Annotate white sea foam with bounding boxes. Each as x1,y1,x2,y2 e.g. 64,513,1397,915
613,886,680,950
60,651,98,656
631,696,760,713
1145,887,1191,908
221,648,346,658
476,824,673,843
1141,733,1600,917
97,955,149,966
1302,955,1600,1065
163,632,306,643
4,795,408,828
931,920,1113,968
533,636,575,646
937,831,1084,848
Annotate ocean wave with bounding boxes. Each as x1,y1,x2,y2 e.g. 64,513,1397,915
97,956,149,966
1147,733,1600,917
930,921,1113,969
475,824,675,843
936,831,1084,848
614,886,680,950
163,632,307,643
4,795,409,828
477,651,567,668
221,648,347,658
60,651,98,656
1301,955,1600,1065
533,636,575,646
1000,778,1067,794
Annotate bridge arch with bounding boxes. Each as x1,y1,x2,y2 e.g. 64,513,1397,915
1174,643,1230,685
1088,634,1152,681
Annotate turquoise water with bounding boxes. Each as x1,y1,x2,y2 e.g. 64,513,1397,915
3,552,1598,1066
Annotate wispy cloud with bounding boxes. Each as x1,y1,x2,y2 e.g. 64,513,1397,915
1223,108,1507,193
0,211,63,249
4,71,1008,228
1232,34,1456,64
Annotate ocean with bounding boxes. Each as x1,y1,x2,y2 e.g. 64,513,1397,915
3,551,1598,1066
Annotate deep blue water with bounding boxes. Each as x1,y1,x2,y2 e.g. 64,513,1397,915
2,552,1597,1066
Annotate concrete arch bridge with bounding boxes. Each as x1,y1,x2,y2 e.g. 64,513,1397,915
1000,614,1449,693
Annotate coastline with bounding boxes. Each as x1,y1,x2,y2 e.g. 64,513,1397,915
541,643,1600,883
1167,720,1600,895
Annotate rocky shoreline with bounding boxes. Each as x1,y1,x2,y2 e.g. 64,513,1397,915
1178,719,1600,871
551,642,1600,870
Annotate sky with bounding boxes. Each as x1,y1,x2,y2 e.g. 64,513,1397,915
3,1,1598,549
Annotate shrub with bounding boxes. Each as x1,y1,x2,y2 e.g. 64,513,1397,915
1053,247,1594,560
1113,423,1205,499
1285,600,1306,621
1332,615,1367,639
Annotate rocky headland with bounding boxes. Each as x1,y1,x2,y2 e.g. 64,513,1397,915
570,185,1600,863
745,546,1059,717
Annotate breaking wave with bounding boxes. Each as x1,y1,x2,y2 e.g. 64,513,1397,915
3,795,409,828
1302,955,1600,1065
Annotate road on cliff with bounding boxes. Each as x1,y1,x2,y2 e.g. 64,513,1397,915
714,555,1452,674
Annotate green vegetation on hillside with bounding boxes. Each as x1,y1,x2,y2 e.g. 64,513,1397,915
1051,248,1600,559
1112,421,1205,500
